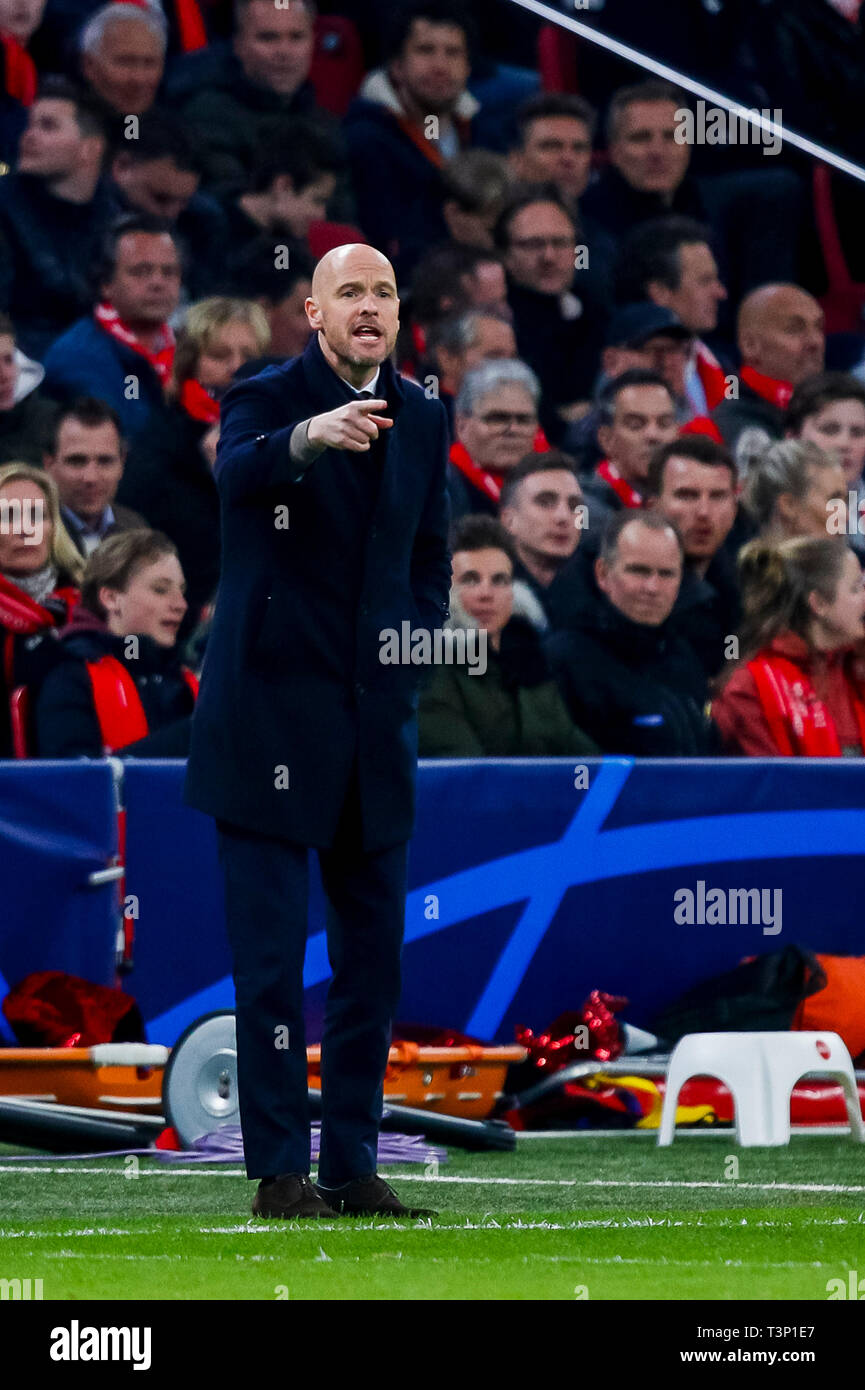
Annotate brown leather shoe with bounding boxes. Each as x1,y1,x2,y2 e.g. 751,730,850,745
316,1174,437,1218
252,1173,338,1219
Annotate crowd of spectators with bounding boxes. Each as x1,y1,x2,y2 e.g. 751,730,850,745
1,0,865,762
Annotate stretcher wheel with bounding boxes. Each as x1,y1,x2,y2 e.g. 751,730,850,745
162,1010,238,1147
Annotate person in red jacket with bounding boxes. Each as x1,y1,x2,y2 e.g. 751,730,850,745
0,460,83,756
712,536,865,756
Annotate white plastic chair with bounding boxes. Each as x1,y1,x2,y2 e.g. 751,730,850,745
658,1031,865,1146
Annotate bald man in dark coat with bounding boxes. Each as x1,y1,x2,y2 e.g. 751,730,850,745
184,245,451,1219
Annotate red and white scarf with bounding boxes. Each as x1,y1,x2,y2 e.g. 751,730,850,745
94,302,175,386
596,459,643,509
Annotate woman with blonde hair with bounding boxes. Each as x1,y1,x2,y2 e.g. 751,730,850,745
0,462,83,755
712,536,865,756
117,297,271,630
744,438,847,541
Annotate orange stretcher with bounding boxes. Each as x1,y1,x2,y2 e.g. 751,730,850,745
0,1041,526,1121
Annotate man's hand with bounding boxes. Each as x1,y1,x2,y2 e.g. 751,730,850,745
307,399,393,453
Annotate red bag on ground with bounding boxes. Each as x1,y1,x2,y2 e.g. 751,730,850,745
1,970,145,1047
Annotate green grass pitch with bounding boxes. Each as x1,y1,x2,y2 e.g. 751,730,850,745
1,1135,864,1300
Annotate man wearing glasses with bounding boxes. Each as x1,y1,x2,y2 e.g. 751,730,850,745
493,187,609,444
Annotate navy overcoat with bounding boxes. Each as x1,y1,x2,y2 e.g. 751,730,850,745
183,332,451,851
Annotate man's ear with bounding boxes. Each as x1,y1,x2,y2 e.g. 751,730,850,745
304,297,322,331
594,553,609,594
646,278,673,310
98,584,120,616
597,423,612,458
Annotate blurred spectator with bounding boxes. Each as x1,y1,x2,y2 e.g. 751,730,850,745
344,0,500,279
118,296,270,630
645,435,741,678
563,304,692,471
42,213,182,438
0,311,57,464
785,373,865,519
614,217,730,417
0,460,83,755
33,527,197,757
108,111,228,301
417,514,598,757
0,77,115,358
712,536,865,756
494,186,607,440
508,90,615,287
425,306,515,425
712,284,826,473
440,147,512,249
509,92,595,219
78,3,167,115
43,396,145,557
221,117,343,277
399,241,508,378
499,450,584,617
546,511,713,755
581,80,805,303
580,368,679,536
176,0,325,192
225,244,313,362
449,358,541,518
744,438,846,542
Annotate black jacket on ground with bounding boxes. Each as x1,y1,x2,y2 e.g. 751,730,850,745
117,400,220,625
545,588,714,756
33,624,195,759
183,331,452,852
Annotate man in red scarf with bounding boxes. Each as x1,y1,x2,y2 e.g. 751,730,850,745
712,284,825,475
580,368,678,540
43,213,181,441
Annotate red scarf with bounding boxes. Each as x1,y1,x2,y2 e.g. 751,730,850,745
94,302,175,386
740,364,793,411
0,573,78,687
450,440,502,503
596,459,643,509
1,32,36,104
694,341,728,411
747,651,865,756
179,377,219,424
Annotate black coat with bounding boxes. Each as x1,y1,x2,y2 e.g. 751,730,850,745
33,625,195,759
546,589,714,756
183,332,452,852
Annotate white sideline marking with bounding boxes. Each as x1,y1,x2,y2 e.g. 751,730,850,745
2,1164,865,1195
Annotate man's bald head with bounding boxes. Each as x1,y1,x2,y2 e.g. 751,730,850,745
310,244,396,301
737,283,824,386
306,243,400,387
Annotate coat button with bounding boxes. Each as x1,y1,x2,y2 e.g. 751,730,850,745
360,603,369,616
355,682,365,697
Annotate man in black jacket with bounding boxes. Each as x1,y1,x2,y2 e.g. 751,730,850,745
184,244,451,1221
546,510,713,755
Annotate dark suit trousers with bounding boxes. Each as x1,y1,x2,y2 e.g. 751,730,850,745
215,764,407,1185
